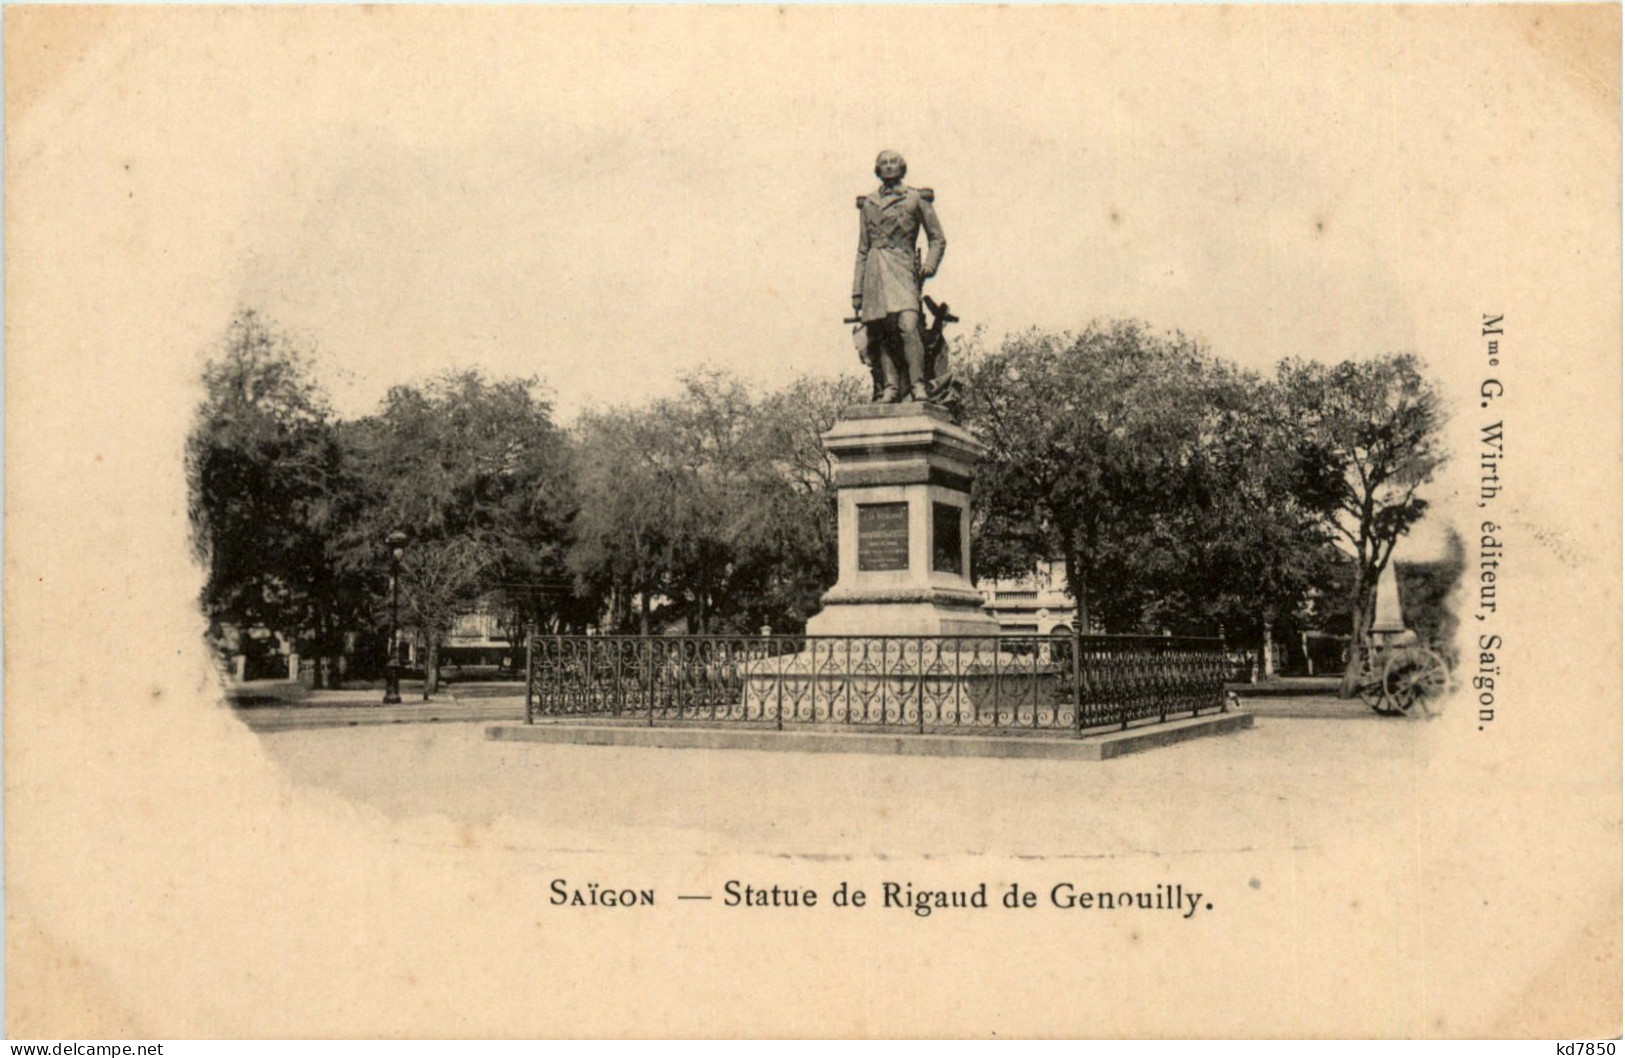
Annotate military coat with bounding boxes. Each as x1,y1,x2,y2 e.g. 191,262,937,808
852,184,946,323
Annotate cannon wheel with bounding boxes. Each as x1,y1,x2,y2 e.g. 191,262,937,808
1352,645,1387,712
1382,647,1450,715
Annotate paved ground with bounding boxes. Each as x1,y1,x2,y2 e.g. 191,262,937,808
253,705,1429,859
1237,692,1385,720
235,694,526,732
237,703,1587,1037
230,678,525,731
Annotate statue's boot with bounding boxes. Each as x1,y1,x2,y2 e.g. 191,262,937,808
902,324,929,402
877,353,903,403
869,362,888,402
857,325,886,401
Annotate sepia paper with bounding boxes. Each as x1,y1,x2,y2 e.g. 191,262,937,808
4,4,1619,1038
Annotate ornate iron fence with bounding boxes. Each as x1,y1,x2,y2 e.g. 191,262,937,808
526,633,1228,737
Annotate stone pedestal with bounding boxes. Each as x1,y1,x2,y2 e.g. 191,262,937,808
805,403,1001,637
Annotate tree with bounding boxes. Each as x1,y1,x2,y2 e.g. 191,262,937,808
1162,368,1344,672
395,536,497,682
646,370,758,633
568,371,861,636
733,374,864,631
568,405,677,635
962,320,1220,633
1277,354,1446,695
343,369,571,693
186,309,363,685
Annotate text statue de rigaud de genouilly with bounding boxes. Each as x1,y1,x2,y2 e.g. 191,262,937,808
850,150,960,411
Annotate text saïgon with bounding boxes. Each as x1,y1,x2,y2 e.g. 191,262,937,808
550,879,656,907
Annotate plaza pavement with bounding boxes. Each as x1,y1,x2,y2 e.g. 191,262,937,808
230,681,527,731
236,699,1570,1038
251,696,1421,859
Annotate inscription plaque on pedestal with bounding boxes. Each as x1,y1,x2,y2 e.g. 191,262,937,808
857,502,909,571
932,502,963,574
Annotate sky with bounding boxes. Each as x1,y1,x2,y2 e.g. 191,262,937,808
11,6,1618,562
217,5,1446,422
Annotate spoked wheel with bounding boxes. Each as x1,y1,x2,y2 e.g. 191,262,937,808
1382,647,1450,716
1353,649,1387,712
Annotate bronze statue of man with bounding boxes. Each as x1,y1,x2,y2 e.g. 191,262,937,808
852,150,946,403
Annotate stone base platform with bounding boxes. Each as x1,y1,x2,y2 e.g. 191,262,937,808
485,711,1252,761
804,597,999,637
738,641,1049,718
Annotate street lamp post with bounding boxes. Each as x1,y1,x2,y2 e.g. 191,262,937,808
382,529,409,704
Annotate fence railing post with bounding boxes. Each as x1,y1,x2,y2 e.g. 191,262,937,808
991,640,1000,729
1159,640,1169,724
646,636,656,727
1192,646,1201,719
524,631,535,724
1072,627,1084,738
918,636,926,735
1120,646,1131,731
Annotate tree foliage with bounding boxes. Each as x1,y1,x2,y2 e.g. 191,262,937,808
734,374,862,630
1277,354,1446,692
188,307,1447,694
567,400,683,634
186,309,361,679
961,323,1438,667
963,320,1225,631
341,369,574,691
1159,366,1344,658
569,370,857,634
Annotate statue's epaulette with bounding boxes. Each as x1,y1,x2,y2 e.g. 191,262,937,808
858,188,934,205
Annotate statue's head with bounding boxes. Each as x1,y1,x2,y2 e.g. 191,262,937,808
874,150,907,182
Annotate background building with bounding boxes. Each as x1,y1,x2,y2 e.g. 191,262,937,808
978,561,1096,635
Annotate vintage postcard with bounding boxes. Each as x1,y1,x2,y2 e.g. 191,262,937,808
4,4,1619,1039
